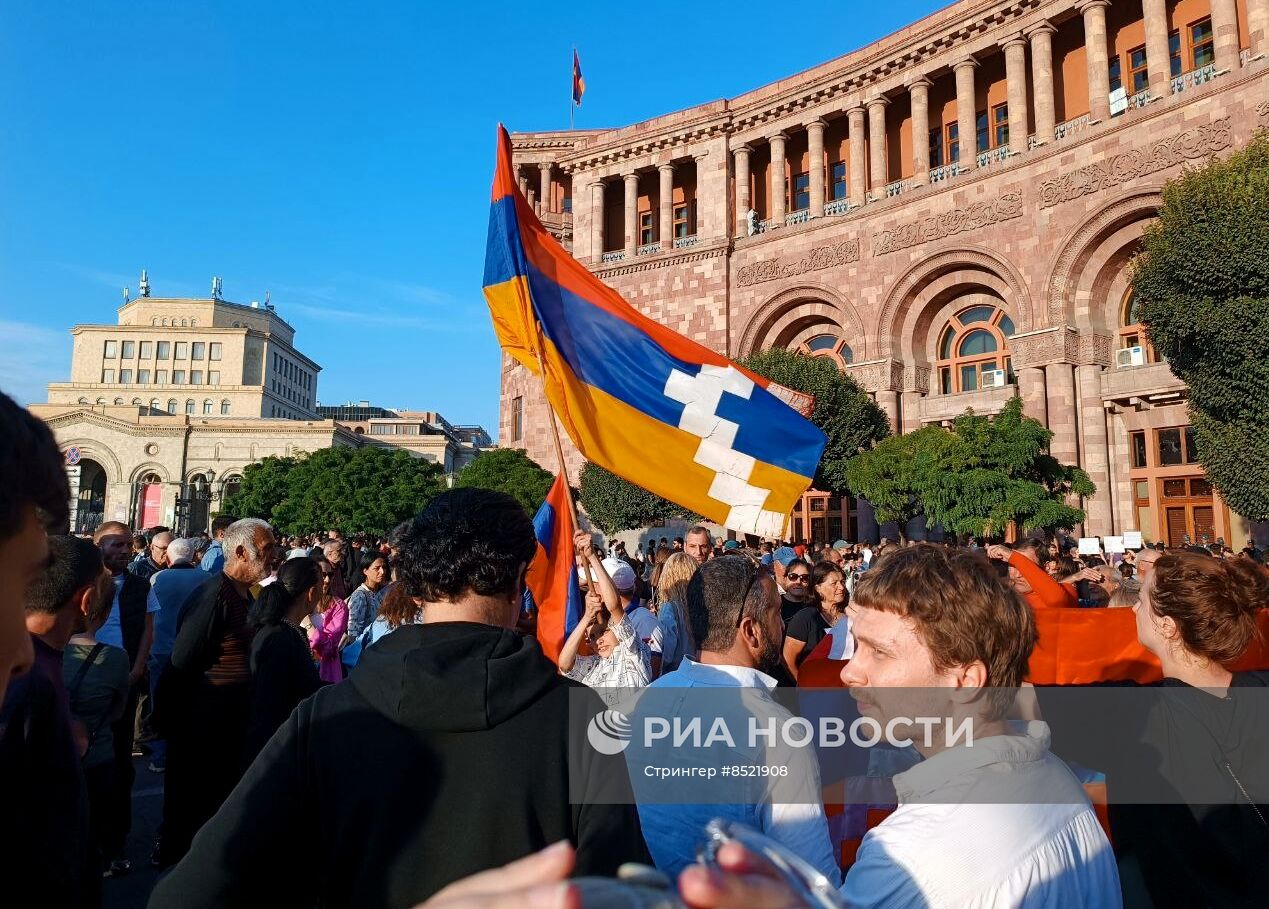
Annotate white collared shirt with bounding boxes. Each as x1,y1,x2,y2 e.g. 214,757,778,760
842,721,1121,909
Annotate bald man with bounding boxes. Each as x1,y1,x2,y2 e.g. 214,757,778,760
1133,546,1162,579
130,530,173,583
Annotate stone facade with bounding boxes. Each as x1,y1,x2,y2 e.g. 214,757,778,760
505,0,1269,548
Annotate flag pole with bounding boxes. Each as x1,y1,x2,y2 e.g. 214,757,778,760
569,46,575,130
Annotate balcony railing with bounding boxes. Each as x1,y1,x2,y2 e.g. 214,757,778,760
636,242,660,256
929,162,962,183
1054,113,1092,141
975,146,1010,169
673,235,699,249
1171,62,1218,95
600,250,626,263
1128,88,1152,109
884,179,910,198
786,209,811,225
824,198,850,216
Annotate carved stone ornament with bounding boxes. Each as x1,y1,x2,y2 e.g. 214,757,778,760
1038,118,1232,209
873,192,1024,256
736,239,861,287
1009,326,1079,368
904,364,931,394
1077,331,1114,367
845,359,903,393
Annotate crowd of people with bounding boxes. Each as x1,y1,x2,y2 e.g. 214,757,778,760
2,384,1268,909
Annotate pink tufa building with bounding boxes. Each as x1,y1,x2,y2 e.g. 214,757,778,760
504,0,1269,548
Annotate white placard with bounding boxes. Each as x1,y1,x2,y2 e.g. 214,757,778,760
1123,531,1143,549
1078,537,1102,555
1104,536,1126,554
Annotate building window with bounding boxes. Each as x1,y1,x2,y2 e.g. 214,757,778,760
96,398,106,406
208,371,219,385
639,212,654,246
975,110,990,154
137,369,150,384
167,399,178,414
1157,428,1186,466
673,203,694,238
119,369,133,384
112,397,122,405
175,342,188,359
946,122,960,163
156,341,170,359
139,341,153,359
185,399,195,415
1118,291,1157,362
830,161,847,200
203,400,213,415
103,340,118,358
156,370,168,385
1191,17,1214,69
221,400,231,415
192,342,205,360
797,334,854,367
173,370,185,385
1169,30,1182,76
192,370,205,385
78,397,89,404
1127,45,1149,92
935,305,1016,394
928,128,944,168
1130,430,1148,468
1108,54,1123,93
209,342,222,360
121,340,135,359
149,398,160,411
992,104,1009,148
791,172,810,212
512,396,524,441
101,368,116,383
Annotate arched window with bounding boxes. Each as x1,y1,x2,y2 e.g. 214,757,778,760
162,318,169,326
167,399,178,414
223,476,243,501
95,398,106,406
185,399,195,414
220,400,231,415
190,319,197,327
152,317,159,326
77,397,89,405
131,398,142,406
113,397,124,405
181,318,188,327
202,399,213,415
150,398,161,412
795,333,854,367
1118,291,1157,365
936,305,1016,394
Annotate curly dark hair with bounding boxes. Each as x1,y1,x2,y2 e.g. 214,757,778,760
0,392,69,539
389,488,535,603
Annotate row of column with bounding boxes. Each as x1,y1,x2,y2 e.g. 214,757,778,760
590,161,690,258
731,0,1269,234
517,163,556,215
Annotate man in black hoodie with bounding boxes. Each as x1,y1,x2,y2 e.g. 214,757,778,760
150,488,648,909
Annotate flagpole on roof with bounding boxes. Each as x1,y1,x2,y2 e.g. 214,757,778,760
569,46,575,130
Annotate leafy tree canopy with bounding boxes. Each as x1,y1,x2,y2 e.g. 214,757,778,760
845,398,1093,540
738,348,890,495
455,447,556,515
1132,133,1269,520
577,462,698,535
221,445,446,537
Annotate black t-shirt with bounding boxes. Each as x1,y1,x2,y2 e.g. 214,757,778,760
781,595,811,626
785,606,831,666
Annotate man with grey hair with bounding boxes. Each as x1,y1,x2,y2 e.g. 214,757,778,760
157,517,277,866
632,554,839,884
145,538,211,772
130,529,174,583
683,525,713,566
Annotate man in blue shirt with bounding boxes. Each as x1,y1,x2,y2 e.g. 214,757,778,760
200,515,233,574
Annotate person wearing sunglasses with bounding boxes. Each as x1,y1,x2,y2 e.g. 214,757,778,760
306,557,347,684
778,558,813,625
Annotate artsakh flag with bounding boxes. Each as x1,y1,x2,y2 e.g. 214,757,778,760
526,472,584,664
482,125,826,537
572,49,585,105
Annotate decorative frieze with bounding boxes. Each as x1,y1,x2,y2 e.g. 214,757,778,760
872,192,1024,255
903,364,932,395
1077,331,1114,367
1008,326,1079,368
845,359,905,394
1037,118,1232,209
736,240,861,287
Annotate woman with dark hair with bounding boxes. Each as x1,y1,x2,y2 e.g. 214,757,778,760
243,557,324,766
1036,552,1269,908
340,551,390,671
782,560,848,682
306,556,347,683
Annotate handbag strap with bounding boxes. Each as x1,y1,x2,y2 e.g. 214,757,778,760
68,642,106,701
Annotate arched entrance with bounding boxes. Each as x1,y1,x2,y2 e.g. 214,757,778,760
72,459,107,534
137,473,164,531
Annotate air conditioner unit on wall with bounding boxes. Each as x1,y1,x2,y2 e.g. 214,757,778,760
981,369,1006,389
1116,346,1146,368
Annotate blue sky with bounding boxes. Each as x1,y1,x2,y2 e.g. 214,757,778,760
0,0,945,435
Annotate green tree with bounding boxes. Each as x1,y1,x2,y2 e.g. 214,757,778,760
455,448,556,515
222,446,445,536
738,348,891,495
1132,133,1269,520
844,398,1092,540
577,462,698,535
